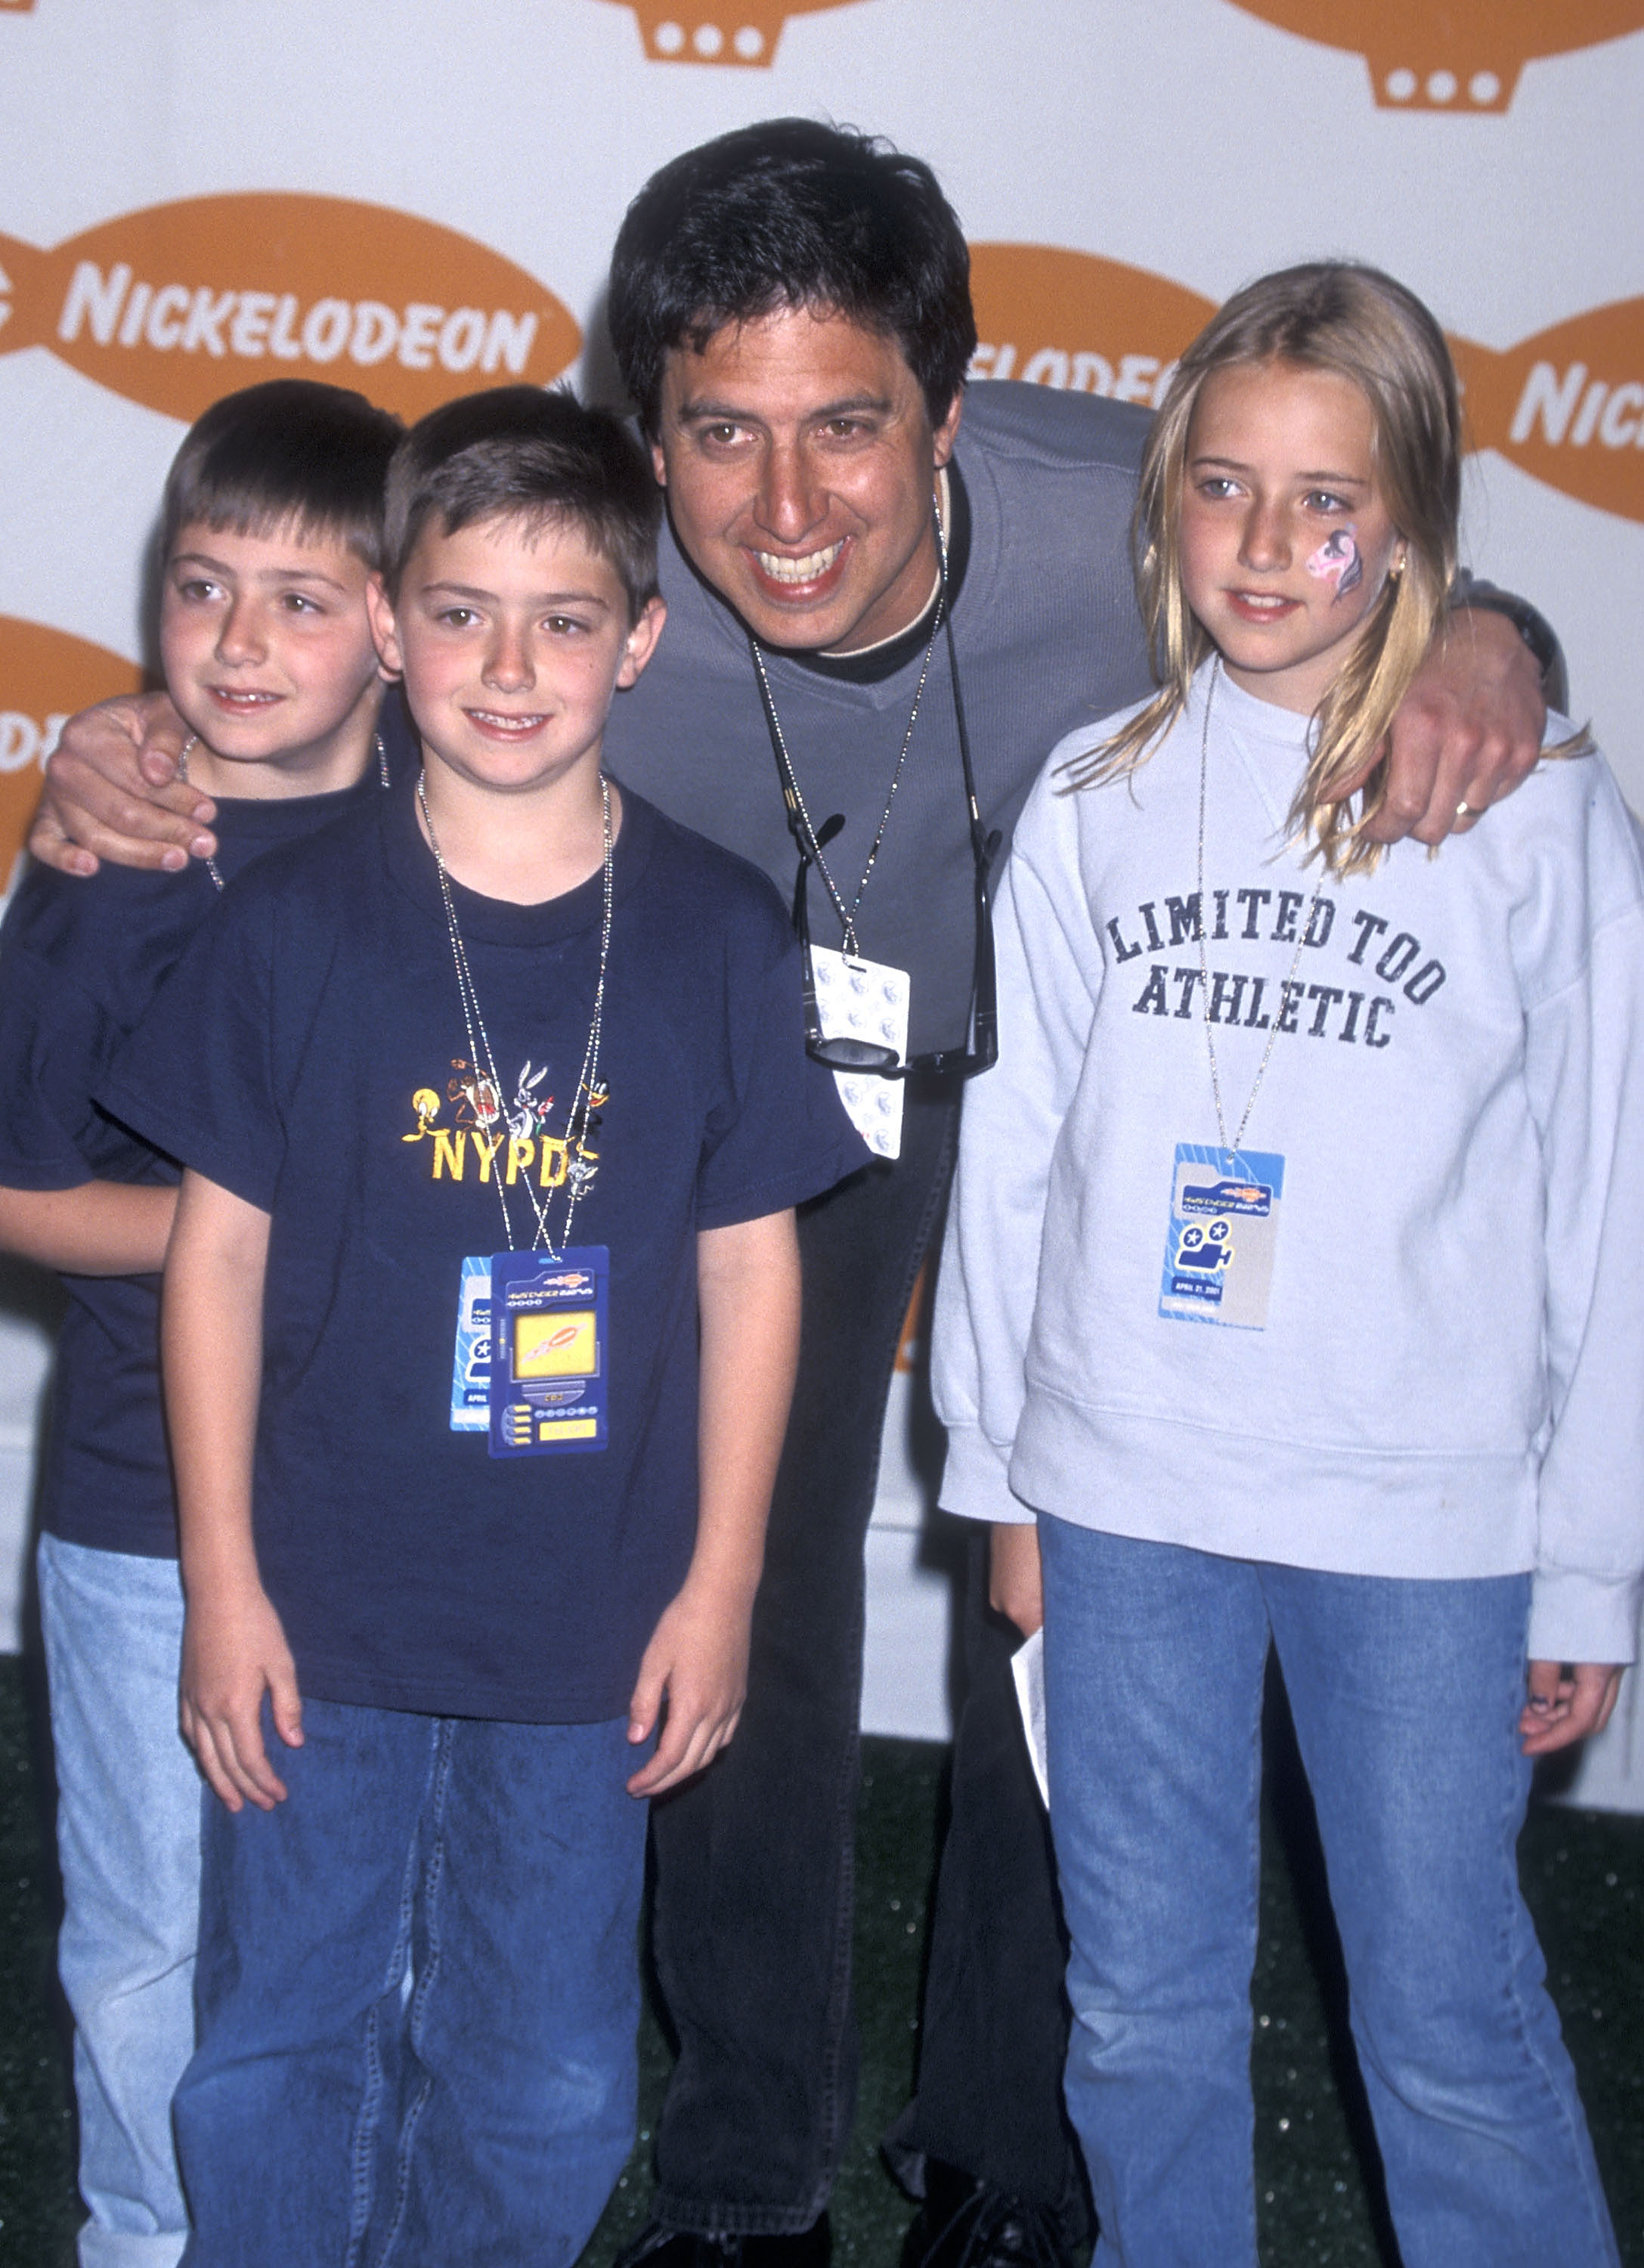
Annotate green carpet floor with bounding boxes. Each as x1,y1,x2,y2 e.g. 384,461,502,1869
2,1654,1639,2266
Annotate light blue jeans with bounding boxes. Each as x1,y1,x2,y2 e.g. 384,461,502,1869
1038,1517,1619,2268
174,1699,648,2268
38,1532,198,2268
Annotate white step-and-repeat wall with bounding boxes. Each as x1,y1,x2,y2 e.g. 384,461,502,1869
2,0,1642,1802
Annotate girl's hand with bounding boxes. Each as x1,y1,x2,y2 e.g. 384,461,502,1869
1519,1660,1625,1756
989,1522,1044,1638
625,1574,754,1799
180,1580,303,1811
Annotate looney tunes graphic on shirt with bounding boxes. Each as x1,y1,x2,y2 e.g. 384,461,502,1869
401,1055,609,1192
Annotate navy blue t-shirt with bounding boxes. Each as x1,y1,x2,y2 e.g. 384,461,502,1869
0,768,394,1559
102,783,865,1723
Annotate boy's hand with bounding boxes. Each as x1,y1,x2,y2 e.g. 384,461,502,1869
625,1572,754,1799
989,1522,1044,1638
1519,1660,1625,1756
1363,607,1544,849
180,1578,303,1811
31,692,217,877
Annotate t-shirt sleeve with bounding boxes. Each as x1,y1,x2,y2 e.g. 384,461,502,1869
0,934,125,1189
694,898,868,1231
98,884,286,1214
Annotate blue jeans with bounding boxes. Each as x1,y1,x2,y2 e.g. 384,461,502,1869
1039,1519,1619,2268
173,1702,648,2268
39,1533,198,2268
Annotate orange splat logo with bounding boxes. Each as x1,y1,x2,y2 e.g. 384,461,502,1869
599,0,865,64
968,246,1214,408
1452,302,1644,525
1224,1,1644,110
0,194,581,426
0,619,150,896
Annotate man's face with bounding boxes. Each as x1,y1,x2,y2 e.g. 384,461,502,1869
652,304,962,655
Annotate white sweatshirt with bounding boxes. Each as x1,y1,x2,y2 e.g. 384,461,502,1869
934,664,1644,1665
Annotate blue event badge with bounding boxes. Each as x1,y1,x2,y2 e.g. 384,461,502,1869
488,1246,609,1458
450,1255,494,1431
1158,1145,1284,1331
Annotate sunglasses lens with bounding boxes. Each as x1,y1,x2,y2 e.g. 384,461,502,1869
809,1036,901,1073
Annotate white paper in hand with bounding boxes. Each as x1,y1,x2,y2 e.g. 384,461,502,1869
1011,1626,1050,1808
810,943,909,1159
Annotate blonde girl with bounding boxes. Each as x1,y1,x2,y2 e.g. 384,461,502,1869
933,263,1637,2267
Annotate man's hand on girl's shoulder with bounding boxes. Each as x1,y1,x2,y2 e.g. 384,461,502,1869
1365,606,1546,850
32,691,217,876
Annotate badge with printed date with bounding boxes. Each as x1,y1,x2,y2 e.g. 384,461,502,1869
1158,1145,1284,1330
810,943,909,1160
486,1246,609,1457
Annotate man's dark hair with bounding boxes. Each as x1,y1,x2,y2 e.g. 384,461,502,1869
382,386,661,622
607,118,977,433
161,380,402,569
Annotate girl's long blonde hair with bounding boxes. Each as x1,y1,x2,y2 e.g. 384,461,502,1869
1062,261,1580,877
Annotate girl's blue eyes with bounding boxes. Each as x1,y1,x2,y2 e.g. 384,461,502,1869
1195,481,1352,512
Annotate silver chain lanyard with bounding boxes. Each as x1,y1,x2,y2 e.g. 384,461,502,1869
1195,658,1319,1163
748,503,948,961
417,770,614,1261
178,731,391,894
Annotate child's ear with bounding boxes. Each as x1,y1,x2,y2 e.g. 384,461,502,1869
616,594,667,689
366,575,404,681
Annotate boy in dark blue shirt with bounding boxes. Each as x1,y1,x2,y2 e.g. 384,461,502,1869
0,378,401,2268
101,388,863,2266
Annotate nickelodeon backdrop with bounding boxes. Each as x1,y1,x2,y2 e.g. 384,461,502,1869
1,0,1641,1799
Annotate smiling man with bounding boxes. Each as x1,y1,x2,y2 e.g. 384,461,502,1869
33,119,1556,2268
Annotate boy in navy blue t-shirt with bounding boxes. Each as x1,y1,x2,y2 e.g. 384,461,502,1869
101,388,863,2266
0,379,401,2268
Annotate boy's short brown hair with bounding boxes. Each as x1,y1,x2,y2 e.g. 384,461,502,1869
382,386,662,623
161,380,403,569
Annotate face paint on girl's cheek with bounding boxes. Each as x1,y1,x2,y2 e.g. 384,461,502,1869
1305,527,1364,601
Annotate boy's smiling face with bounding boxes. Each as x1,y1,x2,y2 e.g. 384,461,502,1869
369,513,664,804
159,519,384,798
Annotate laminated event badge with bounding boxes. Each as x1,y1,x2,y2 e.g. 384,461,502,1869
1159,1145,1284,1330
810,943,909,1160
488,1247,610,1457
450,1254,493,1431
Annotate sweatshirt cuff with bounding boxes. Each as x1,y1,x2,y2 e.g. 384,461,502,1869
1528,1567,1642,1667
939,1423,1037,1524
